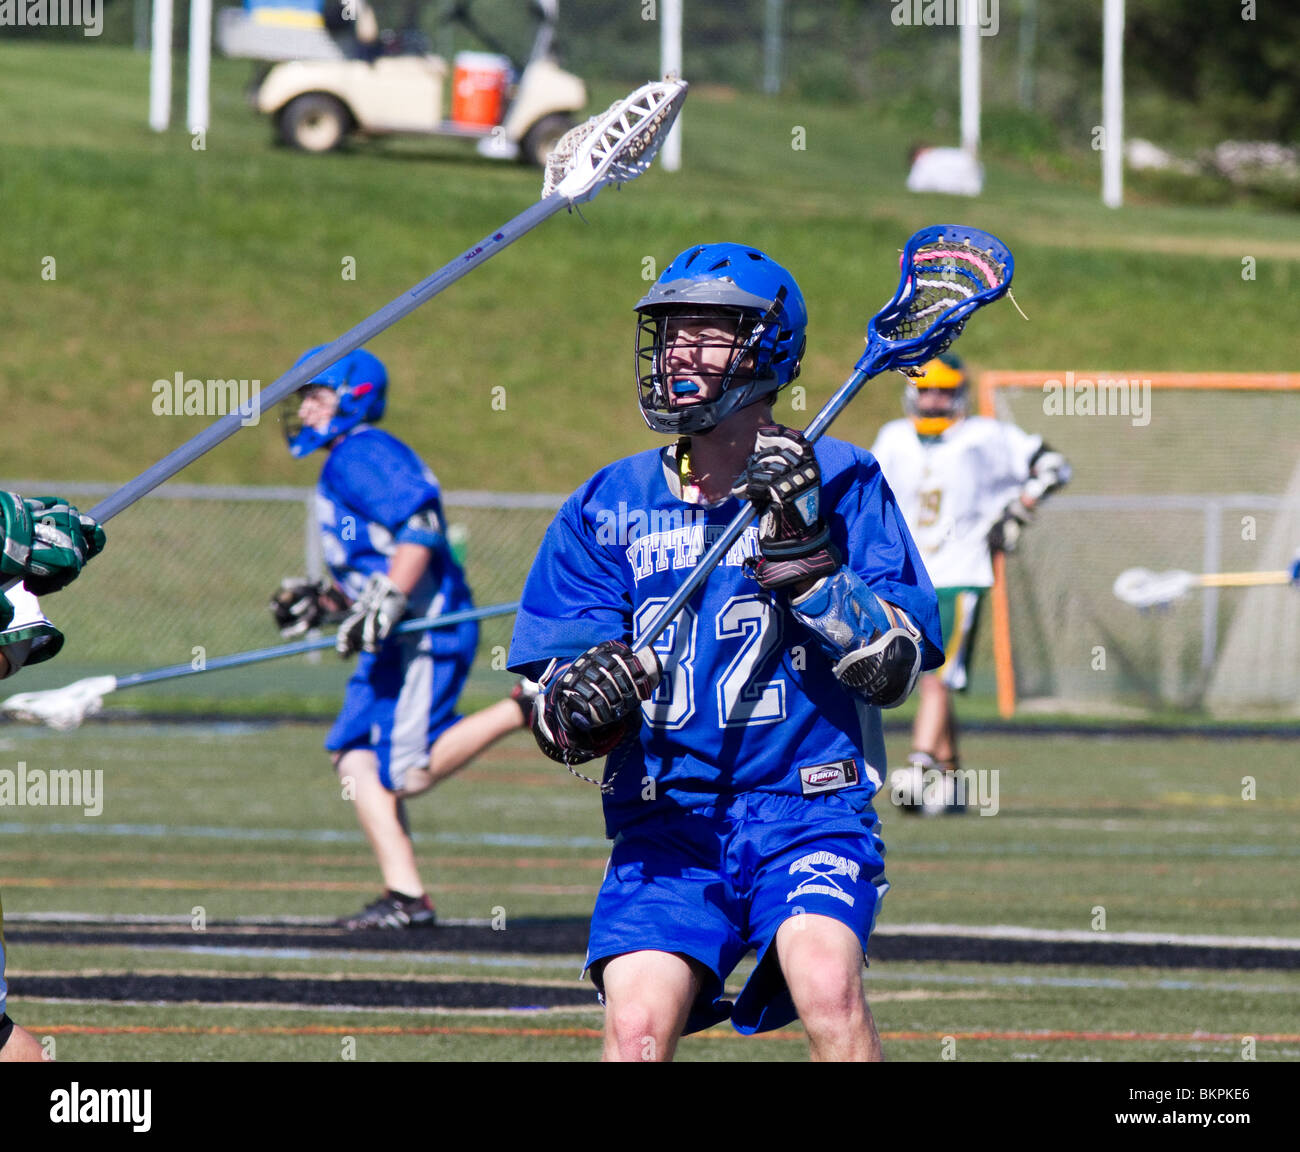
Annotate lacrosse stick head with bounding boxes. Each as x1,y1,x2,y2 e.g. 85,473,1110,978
0,675,117,731
543,78,688,203
1112,568,1194,611
862,225,1014,376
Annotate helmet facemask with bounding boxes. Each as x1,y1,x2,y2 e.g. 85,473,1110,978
281,385,338,457
904,355,969,437
632,244,807,436
282,348,388,458
635,305,788,435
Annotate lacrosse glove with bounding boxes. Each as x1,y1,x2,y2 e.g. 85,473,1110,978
731,425,840,590
0,492,106,596
987,497,1034,554
270,577,350,639
336,573,408,657
531,641,661,765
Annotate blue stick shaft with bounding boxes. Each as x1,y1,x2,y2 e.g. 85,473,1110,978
632,363,876,655
115,601,519,690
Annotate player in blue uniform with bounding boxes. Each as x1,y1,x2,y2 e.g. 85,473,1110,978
279,348,533,929
508,245,943,1060
0,491,104,1061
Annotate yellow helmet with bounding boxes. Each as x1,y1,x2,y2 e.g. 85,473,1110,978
904,354,968,436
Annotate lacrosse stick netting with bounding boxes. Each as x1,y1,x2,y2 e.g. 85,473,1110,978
544,79,688,202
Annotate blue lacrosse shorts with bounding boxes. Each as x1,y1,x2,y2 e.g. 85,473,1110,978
585,790,889,1036
327,619,478,792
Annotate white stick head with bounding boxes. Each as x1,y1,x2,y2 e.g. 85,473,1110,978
543,78,688,203
1112,568,1195,610
0,675,117,731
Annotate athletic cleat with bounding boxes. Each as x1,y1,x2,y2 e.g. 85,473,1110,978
336,891,437,931
889,752,928,813
889,752,948,816
939,762,967,815
511,677,540,722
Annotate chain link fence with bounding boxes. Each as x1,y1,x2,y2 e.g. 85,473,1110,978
1,482,562,712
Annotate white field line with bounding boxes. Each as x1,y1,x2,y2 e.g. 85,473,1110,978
874,922,1300,950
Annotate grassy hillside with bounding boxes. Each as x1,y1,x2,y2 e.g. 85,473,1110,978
3,43,1298,498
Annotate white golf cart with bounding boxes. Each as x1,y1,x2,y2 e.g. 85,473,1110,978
217,0,586,164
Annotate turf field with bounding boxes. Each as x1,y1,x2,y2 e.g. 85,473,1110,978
3,720,1296,1063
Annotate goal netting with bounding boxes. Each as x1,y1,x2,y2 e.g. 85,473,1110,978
978,372,1300,718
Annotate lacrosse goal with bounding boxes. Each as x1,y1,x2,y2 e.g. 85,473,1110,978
978,371,1300,718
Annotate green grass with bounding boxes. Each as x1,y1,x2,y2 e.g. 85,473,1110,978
3,43,1298,497
3,724,1297,1061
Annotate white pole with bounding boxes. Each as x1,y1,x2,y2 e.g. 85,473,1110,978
187,0,212,135
959,0,980,157
1102,0,1124,208
763,0,783,96
149,0,173,132
660,0,682,171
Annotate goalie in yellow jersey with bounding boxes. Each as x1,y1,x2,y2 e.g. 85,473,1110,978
0,491,105,1061
870,356,1070,813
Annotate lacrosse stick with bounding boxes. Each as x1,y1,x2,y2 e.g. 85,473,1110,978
632,224,1014,664
1113,567,1291,611
0,600,518,731
1,79,689,597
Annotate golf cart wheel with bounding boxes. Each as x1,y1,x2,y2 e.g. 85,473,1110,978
279,94,351,153
521,114,575,167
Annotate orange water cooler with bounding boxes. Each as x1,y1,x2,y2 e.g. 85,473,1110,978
451,52,512,127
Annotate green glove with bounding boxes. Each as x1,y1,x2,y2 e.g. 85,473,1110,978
0,492,106,595
0,593,13,632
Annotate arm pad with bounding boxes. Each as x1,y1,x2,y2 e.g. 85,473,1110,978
791,567,923,708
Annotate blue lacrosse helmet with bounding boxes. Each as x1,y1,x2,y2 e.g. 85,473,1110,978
634,243,808,435
284,346,388,458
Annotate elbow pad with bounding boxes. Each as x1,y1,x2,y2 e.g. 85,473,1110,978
394,507,446,549
791,568,923,708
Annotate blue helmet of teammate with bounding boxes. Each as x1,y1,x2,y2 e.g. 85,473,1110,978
634,243,808,435
284,346,388,458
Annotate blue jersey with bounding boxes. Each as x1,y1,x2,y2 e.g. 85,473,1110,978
509,436,942,834
317,426,473,640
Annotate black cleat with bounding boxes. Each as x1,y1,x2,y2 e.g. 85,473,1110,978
336,891,437,931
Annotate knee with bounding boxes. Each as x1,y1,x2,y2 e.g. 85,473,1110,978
604,998,677,1062
787,962,866,1032
779,922,868,1035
